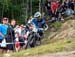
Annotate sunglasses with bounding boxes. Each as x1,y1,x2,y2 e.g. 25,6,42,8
3,19,8,21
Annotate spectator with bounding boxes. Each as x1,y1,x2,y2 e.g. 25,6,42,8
27,16,33,24
51,0,59,14
15,32,20,51
6,19,16,53
45,0,51,16
63,0,69,8
69,0,75,10
0,17,9,53
20,24,28,49
14,25,20,33
64,7,74,16
51,0,59,21
14,25,22,37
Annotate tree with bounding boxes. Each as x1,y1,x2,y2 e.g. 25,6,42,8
0,0,45,24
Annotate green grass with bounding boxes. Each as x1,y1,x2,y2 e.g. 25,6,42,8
52,21,62,31
6,38,75,57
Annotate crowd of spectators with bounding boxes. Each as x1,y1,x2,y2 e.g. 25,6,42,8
45,0,75,21
0,12,48,53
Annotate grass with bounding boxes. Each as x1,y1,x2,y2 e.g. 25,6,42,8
52,21,62,31
3,38,75,57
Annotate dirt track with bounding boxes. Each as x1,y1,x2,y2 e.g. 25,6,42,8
31,51,75,57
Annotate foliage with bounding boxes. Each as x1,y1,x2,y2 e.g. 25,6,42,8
32,0,39,14
0,0,41,24
0,0,23,23
52,21,62,31
0,0,47,24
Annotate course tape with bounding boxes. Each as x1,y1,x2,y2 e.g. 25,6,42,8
0,42,27,45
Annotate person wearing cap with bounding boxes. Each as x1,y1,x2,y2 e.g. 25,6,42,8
0,17,9,53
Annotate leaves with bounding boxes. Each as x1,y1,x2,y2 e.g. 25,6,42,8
0,0,41,24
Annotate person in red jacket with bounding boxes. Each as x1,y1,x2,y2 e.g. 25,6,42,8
15,33,20,52
51,0,60,21
51,0,59,17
